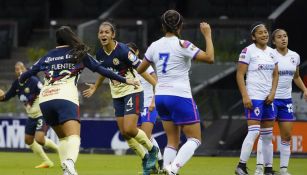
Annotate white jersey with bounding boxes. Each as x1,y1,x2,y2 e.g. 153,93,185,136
144,36,200,98
274,49,300,99
238,44,277,100
138,65,155,107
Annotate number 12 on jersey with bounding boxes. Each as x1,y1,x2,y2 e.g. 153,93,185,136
159,53,170,74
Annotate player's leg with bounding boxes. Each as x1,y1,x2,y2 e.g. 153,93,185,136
35,117,59,153
255,136,264,175
25,118,54,168
279,122,292,175
260,102,276,175
164,97,201,174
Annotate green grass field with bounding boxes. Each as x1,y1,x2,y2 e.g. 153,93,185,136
0,152,306,175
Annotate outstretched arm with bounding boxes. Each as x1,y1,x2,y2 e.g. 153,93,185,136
83,75,106,98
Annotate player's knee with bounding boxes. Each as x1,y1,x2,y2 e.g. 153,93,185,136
281,133,291,142
25,137,34,145
123,127,137,137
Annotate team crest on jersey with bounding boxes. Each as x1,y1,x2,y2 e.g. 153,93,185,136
113,58,120,65
269,53,274,59
254,107,260,116
128,51,137,62
290,57,296,65
24,87,30,93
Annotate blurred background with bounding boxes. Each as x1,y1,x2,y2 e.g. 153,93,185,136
0,0,307,155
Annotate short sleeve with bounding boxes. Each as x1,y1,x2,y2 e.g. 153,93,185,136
146,65,155,74
144,43,154,63
297,53,300,66
238,47,250,65
180,40,200,60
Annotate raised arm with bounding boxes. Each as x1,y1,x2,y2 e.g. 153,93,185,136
194,22,214,64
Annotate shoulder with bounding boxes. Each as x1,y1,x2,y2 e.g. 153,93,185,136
240,44,254,54
288,49,300,58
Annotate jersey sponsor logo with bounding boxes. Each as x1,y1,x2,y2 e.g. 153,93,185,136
41,87,60,97
258,64,275,70
279,70,295,76
113,58,120,65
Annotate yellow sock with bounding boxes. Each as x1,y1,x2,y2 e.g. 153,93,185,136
134,129,153,151
127,138,146,159
64,135,80,163
29,140,51,162
59,138,68,163
44,137,59,153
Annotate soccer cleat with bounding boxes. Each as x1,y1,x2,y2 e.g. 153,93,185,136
280,168,291,175
158,159,164,170
62,159,78,175
235,166,249,175
142,154,150,175
163,165,177,175
254,164,264,175
147,146,159,170
35,161,54,168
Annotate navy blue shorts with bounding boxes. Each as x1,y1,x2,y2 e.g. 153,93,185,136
25,116,48,136
137,107,158,126
113,92,144,117
40,99,80,126
244,99,275,121
155,95,200,125
274,98,295,121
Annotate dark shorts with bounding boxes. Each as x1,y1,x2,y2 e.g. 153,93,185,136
274,98,295,121
137,107,158,126
244,99,275,121
155,95,200,125
25,116,48,136
40,99,80,126
113,92,144,117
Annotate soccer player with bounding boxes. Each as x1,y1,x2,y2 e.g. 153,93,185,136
137,10,214,175
126,42,164,171
235,23,279,175
82,21,158,175
255,29,307,175
19,26,138,175
0,61,58,168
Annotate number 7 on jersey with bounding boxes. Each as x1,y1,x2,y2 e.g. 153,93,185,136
159,53,170,74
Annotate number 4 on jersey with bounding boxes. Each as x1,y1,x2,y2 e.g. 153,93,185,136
159,53,170,74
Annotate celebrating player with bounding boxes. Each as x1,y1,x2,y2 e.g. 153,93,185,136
137,10,214,175
82,21,158,175
19,26,137,175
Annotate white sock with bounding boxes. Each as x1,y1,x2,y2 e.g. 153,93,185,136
256,136,264,165
261,128,273,168
280,140,291,168
163,146,177,168
239,125,260,163
151,137,163,160
170,138,201,174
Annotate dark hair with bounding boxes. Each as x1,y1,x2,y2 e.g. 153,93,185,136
271,28,287,42
161,10,183,37
250,22,267,36
55,26,90,63
126,42,138,54
100,20,116,34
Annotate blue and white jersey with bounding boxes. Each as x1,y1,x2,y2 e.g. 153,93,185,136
138,64,155,107
1,76,43,118
144,36,200,98
238,44,277,100
274,49,300,99
20,46,126,105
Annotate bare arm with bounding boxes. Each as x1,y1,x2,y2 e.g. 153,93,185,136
265,65,279,104
148,73,157,112
82,75,106,98
137,59,151,74
236,63,252,109
293,66,307,100
194,22,214,64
